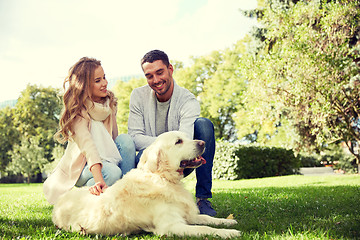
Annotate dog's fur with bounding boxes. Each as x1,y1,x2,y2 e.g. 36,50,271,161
52,131,241,238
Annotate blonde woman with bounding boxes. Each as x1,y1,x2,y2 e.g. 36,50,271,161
43,57,135,204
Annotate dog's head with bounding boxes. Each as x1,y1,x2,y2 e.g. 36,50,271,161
137,131,206,182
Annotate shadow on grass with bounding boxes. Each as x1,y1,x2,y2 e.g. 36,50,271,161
213,185,360,239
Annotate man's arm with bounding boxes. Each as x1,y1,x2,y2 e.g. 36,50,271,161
178,97,201,139
128,90,156,150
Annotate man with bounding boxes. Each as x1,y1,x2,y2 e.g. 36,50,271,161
127,49,216,216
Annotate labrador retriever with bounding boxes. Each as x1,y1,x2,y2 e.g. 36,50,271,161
52,131,241,238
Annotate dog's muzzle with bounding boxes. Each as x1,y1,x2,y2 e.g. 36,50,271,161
179,156,206,168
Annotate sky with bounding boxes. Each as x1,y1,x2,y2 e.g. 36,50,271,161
0,0,258,102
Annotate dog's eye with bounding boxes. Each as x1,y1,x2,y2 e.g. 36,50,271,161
175,139,183,145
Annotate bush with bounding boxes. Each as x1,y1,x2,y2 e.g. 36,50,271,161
334,156,358,174
212,141,240,180
213,141,300,180
298,153,323,167
297,144,359,174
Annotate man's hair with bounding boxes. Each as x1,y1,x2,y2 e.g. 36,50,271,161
141,50,170,67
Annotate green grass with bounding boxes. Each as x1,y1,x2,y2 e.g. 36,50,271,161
1,174,359,239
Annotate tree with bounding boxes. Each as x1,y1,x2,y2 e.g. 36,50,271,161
12,84,62,160
6,136,48,183
44,144,65,177
113,77,147,134
0,107,19,173
235,0,314,147
241,0,360,170
175,43,249,141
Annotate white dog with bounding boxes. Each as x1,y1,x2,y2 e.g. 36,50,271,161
52,131,241,238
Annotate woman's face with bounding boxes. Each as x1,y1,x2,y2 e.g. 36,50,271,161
90,66,108,103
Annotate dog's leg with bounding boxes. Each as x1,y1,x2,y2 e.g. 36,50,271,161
153,212,241,238
155,222,241,238
188,214,238,226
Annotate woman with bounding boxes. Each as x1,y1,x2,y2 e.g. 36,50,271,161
43,57,135,204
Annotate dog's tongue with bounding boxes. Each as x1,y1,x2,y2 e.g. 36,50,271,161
197,156,206,164
179,156,206,168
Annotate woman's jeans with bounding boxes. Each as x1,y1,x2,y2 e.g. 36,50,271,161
132,117,215,199
75,134,136,187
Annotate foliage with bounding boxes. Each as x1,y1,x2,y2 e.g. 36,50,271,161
174,41,249,141
298,143,359,173
6,136,48,183
241,0,360,162
334,155,358,174
212,141,240,180
1,175,359,239
213,141,300,180
0,85,62,180
112,77,147,134
0,107,19,173
12,84,62,160
43,144,65,176
297,152,323,167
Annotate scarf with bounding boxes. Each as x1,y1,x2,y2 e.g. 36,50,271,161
85,98,112,121
84,98,113,136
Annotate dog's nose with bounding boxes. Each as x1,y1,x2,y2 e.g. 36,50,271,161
197,140,205,147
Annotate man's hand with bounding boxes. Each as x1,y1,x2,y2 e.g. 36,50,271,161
89,181,108,196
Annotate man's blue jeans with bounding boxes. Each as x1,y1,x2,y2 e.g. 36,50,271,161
128,117,215,199
189,117,215,199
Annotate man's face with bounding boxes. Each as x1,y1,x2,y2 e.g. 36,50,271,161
142,60,174,102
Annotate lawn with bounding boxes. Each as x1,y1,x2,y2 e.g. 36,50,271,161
1,174,359,239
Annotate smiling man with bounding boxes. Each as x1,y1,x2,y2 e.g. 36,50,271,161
123,49,217,216
142,58,174,102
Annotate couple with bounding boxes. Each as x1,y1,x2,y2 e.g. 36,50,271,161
43,50,216,216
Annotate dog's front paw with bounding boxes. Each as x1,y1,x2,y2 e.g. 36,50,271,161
223,219,238,226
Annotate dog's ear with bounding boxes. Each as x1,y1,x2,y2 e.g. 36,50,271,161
137,147,149,170
137,145,160,172
138,145,166,173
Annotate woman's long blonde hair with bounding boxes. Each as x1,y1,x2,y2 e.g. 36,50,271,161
55,57,117,144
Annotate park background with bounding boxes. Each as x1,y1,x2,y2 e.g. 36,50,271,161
0,0,360,239
1,0,359,182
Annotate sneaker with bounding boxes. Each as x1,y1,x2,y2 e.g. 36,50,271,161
197,199,217,216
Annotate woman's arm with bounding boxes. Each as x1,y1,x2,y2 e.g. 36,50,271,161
72,116,107,195
89,163,107,195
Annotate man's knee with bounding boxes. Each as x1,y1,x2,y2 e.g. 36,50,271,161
195,117,214,130
194,117,214,140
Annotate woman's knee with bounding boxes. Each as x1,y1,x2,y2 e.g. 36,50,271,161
115,134,135,152
103,164,122,186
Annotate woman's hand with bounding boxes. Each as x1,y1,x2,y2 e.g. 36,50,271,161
89,181,108,196
88,163,107,195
